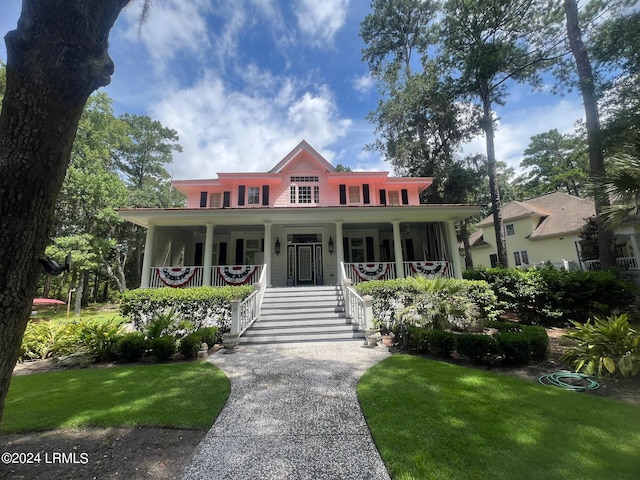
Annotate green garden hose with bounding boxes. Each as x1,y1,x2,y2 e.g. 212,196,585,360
538,372,600,392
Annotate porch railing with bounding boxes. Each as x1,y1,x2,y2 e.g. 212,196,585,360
148,264,263,288
343,260,452,285
584,257,639,271
230,264,268,337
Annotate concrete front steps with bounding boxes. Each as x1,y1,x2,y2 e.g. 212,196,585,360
241,286,366,345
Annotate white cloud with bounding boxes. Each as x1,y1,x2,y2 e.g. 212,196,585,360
150,69,353,179
463,98,585,175
295,0,349,47
121,0,213,66
352,73,374,95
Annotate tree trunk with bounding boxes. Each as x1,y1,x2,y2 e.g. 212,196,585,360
480,80,508,268
461,219,474,269
0,0,131,424
564,0,617,269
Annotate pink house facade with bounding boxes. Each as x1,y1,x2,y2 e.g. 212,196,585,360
118,141,480,289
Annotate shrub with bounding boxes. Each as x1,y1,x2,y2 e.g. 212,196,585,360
120,286,254,332
456,334,498,363
76,318,124,361
464,266,636,326
145,309,180,339
20,321,80,361
196,326,219,347
179,333,203,359
150,335,176,361
497,332,532,364
406,324,428,352
489,321,549,364
424,330,456,357
116,332,148,362
562,313,640,376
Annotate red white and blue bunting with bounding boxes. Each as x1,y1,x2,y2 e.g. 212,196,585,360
156,267,197,288
352,263,390,281
410,261,448,277
218,265,258,285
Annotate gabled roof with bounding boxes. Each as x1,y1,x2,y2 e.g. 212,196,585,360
476,192,595,238
269,140,336,173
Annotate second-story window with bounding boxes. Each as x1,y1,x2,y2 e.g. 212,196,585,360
290,185,296,203
298,186,312,203
348,186,360,203
248,187,260,205
314,185,320,203
210,193,221,208
388,191,400,205
505,223,515,236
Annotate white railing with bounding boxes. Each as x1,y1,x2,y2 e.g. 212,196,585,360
403,261,452,279
230,265,268,337
340,262,374,331
343,262,397,285
212,264,263,286
149,264,263,288
149,266,203,288
584,257,639,271
342,260,452,284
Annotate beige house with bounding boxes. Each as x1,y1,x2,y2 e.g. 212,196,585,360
469,192,640,271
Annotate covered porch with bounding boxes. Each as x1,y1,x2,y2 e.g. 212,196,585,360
118,204,480,288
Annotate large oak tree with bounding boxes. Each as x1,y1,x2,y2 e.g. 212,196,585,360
0,0,134,424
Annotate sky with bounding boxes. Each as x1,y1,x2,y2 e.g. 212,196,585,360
0,0,587,180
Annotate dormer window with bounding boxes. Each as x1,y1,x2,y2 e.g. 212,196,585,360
388,191,400,205
290,176,319,205
348,186,360,203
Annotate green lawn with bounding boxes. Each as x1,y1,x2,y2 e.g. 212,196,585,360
358,356,640,480
1,362,229,434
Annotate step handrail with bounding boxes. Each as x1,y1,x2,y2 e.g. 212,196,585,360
229,264,267,337
341,262,374,331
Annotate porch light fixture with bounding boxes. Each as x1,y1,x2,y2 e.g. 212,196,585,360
275,238,281,255
328,237,334,255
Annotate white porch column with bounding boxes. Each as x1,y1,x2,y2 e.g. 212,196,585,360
447,220,464,279
264,222,272,287
392,221,405,279
630,234,640,270
203,224,214,286
335,221,344,282
140,224,156,288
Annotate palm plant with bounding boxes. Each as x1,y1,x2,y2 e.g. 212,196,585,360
597,142,640,228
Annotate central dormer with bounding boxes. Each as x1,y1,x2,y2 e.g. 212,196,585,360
172,140,433,209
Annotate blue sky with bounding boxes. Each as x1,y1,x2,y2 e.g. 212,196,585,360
0,0,586,180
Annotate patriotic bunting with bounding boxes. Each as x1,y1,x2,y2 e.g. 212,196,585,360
218,265,258,285
352,263,390,281
410,261,448,277
156,267,197,288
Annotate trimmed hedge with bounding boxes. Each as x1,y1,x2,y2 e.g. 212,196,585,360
463,266,636,326
120,286,254,332
355,277,499,327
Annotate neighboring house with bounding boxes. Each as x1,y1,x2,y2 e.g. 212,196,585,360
118,141,480,288
469,191,640,271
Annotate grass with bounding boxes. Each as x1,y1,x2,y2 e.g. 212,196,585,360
358,356,640,480
1,362,229,434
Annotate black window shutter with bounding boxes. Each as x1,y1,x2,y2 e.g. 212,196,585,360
238,185,246,206
219,242,228,265
194,243,204,266
262,185,269,206
343,237,349,262
199,192,208,208
223,191,231,208
379,189,386,205
235,238,244,264
363,184,370,204
339,184,347,205
366,237,374,262
401,189,409,205
406,239,415,261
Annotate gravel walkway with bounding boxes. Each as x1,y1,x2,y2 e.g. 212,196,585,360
180,342,391,480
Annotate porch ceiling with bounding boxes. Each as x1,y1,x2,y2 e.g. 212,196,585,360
117,204,482,228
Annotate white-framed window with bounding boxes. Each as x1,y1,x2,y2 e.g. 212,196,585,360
245,239,261,264
290,185,296,204
349,186,360,203
350,238,365,262
388,191,400,205
248,187,260,205
314,185,320,203
298,185,312,203
505,223,515,236
210,192,221,208
514,250,529,266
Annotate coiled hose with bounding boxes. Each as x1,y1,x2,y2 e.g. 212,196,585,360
538,372,600,392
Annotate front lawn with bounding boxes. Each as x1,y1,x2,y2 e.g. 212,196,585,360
1,362,229,434
358,356,640,480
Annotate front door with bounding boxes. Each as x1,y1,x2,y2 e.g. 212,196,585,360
287,235,324,286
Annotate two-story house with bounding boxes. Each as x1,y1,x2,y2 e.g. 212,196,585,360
118,141,481,288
